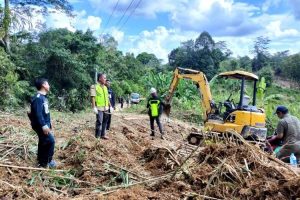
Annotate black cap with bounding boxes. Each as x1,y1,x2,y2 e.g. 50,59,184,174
275,105,288,114
35,78,48,90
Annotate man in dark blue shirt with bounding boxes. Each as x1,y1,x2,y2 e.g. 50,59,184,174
29,78,56,168
106,80,116,131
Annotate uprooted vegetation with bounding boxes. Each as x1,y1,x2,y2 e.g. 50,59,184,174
0,111,299,199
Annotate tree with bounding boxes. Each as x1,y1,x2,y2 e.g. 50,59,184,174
251,36,271,71
12,29,100,110
283,53,300,83
238,56,252,71
136,52,159,65
270,50,289,75
168,31,230,79
0,0,73,53
100,34,118,50
215,41,232,57
0,47,18,109
195,31,214,51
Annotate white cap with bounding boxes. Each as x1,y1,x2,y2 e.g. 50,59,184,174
150,87,157,94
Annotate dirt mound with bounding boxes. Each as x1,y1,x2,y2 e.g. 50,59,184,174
184,143,298,199
0,111,299,199
141,147,177,174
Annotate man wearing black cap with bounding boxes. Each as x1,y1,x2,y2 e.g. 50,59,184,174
268,105,300,162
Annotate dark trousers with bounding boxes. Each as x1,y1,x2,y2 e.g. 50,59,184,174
150,116,163,136
95,111,109,137
106,109,112,130
33,127,55,166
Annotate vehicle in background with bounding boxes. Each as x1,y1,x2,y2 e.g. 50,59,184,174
130,93,140,104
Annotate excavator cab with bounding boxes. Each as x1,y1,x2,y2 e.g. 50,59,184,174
218,71,261,120
165,67,267,146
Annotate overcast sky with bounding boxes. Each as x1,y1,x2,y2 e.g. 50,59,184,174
5,0,300,62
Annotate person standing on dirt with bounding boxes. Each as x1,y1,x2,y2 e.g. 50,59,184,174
105,80,116,131
90,73,110,139
268,106,300,162
28,78,56,168
147,87,165,140
120,96,124,109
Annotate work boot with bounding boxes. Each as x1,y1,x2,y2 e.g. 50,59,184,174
37,163,48,168
101,136,109,140
47,160,57,168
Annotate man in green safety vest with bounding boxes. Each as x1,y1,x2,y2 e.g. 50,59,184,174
90,73,110,139
147,87,165,139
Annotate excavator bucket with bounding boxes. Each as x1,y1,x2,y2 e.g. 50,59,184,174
163,103,171,117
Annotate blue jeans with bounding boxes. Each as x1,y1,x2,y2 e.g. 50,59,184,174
33,127,55,166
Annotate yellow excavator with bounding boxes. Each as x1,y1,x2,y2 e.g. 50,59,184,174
164,67,267,145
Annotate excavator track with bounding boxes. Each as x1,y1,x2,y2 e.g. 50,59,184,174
186,130,266,149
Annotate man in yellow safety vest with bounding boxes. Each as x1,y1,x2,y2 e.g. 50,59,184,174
147,87,165,140
90,73,110,139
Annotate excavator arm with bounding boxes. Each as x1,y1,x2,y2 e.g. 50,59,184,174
165,67,217,121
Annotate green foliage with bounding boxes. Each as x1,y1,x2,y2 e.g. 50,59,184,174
0,0,73,53
282,53,300,82
111,82,123,97
251,36,271,71
13,29,97,110
258,67,273,87
168,31,230,80
257,77,266,104
219,56,252,72
0,47,18,109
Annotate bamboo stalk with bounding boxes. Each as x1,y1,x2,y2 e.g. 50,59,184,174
103,167,140,181
100,173,172,193
198,194,223,200
171,140,203,180
0,179,17,189
153,145,180,166
0,144,24,148
88,158,148,180
204,158,227,196
227,130,299,176
0,163,66,172
50,187,68,195
45,175,97,186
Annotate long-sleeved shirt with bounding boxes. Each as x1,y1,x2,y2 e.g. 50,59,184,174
108,87,116,107
30,93,51,129
146,95,164,117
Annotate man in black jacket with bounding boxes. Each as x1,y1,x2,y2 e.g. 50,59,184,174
29,78,56,168
147,87,165,139
106,80,116,131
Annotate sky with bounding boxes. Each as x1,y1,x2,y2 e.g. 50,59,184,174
7,0,300,62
